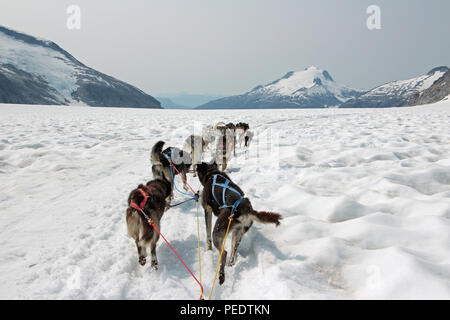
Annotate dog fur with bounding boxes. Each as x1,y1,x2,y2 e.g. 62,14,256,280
196,161,282,285
151,141,192,197
212,123,237,172
126,178,172,269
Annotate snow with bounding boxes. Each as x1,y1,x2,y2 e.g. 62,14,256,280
419,71,446,91
265,67,325,95
0,102,449,300
0,32,78,102
252,66,365,104
362,70,446,98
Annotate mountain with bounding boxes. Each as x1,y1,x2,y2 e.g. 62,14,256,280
156,97,192,109
408,69,450,106
0,26,161,108
160,93,224,108
196,66,366,109
340,66,449,108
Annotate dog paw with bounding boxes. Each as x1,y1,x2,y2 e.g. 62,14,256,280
139,256,146,266
219,273,225,285
228,260,236,267
151,260,158,271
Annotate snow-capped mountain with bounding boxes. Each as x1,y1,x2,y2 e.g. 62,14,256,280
197,66,366,109
0,26,161,108
341,66,449,108
408,69,450,106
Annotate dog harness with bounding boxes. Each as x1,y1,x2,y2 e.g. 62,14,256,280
163,148,174,161
129,188,149,211
211,174,243,215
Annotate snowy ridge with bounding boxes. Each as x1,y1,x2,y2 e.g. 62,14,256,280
0,30,79,103
197,67,365,109
0,26,161,108
363,69,445,97
252,66,363,102
408,69,450,106
0,102,449,299
341,66,448,108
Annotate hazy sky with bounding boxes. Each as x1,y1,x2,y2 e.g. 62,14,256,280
1,0,449,96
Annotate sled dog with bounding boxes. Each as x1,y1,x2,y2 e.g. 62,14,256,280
196,161,282,285
126,176,171,269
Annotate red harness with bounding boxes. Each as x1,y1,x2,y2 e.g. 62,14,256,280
129,188,150,211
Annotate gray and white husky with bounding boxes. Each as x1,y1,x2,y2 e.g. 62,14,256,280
196,161,282,285
150,140,192,197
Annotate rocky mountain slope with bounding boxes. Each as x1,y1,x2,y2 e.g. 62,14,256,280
340,67,448,108
408,69,450,106
0,26,161,108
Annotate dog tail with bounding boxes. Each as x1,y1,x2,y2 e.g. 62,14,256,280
250,210,282,226
151,141,165,164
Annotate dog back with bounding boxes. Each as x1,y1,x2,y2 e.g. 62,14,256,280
201,171,244,216
127,179,171,232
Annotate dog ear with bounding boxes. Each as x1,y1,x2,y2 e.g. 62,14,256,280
210,161,218,170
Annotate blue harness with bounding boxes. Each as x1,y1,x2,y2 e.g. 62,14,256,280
163,152,195,199
212,174,243,215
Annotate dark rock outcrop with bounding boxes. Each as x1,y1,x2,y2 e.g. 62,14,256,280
408,70,450,106
0,64,68,105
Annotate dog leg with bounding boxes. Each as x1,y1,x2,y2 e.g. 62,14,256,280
213,213,232,285
222,154,227,171
229,227,244,266
182,171,189,191
136,240,147,266
150,236,159,270
165,195,171,211
192,151,198,177
204,205,213,250
218,249,227,285
164,167,174,200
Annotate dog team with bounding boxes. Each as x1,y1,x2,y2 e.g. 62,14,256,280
126,122,281,285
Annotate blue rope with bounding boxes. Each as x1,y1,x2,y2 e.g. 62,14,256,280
169,159,196,199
